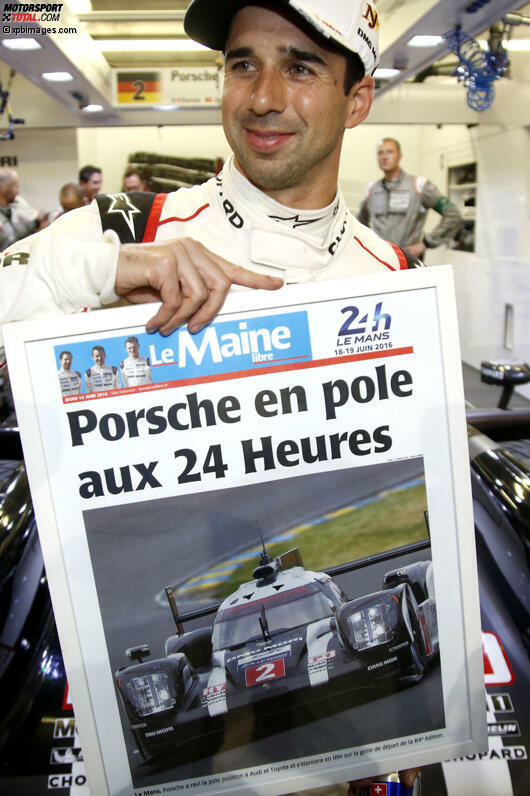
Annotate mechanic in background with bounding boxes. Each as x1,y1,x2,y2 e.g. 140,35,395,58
357,138,462,259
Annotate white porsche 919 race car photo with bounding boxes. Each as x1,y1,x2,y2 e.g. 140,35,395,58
115,547,439,763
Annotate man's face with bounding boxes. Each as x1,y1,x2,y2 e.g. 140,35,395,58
126,341,139,358
123,173,145,192
377,140,401,176
92,348,106,366
82,172,102,200
60,353,72,370
222,5,355,207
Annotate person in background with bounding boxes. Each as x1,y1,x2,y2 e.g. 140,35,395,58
79,164,103,204
59,183,85,214
48,183,86,224
0,168,47,249
122,166,149,192
357,137,463,259
57,350,82,397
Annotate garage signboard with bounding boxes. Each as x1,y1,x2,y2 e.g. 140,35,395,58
114,67,221,108
4,266,486,795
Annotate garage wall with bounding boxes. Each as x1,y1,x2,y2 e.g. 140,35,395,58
419,125,530,400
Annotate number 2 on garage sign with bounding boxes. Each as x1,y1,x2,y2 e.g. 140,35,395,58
174,444,228,484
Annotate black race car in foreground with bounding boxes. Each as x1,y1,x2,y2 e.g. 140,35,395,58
0,359,529,793
115,548,438,762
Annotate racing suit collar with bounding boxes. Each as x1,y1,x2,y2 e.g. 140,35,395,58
227,156,340,238
218,157,350,281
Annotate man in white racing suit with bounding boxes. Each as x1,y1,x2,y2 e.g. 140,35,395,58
120,336,153,387
85,345,121,392
57,350,82,397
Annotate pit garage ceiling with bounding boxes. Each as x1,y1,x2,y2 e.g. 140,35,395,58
0,0,528,125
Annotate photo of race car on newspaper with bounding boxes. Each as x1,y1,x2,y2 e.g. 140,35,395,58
115,544,438,764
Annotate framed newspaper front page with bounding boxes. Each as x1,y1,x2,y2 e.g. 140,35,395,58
4,265,487,795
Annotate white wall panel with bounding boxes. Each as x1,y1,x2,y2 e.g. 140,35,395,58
0,127,78,213
424,126,530,400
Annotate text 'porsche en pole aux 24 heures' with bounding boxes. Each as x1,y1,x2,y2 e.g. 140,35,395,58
115,546,439,762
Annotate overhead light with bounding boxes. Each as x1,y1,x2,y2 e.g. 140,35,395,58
153,105,179,111
82,104,104,112
502,39,530,51
2,38,42,50
374,68,401,79
42,72,74,82
407,35,445,48
478,39,530,52
93,39,210,52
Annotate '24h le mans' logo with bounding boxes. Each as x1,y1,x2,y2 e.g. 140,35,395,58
338,302,392,338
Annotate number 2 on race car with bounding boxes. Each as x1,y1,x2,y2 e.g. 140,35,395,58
245,659,285,686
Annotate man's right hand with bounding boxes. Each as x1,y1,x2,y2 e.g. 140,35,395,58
115,237,284,336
